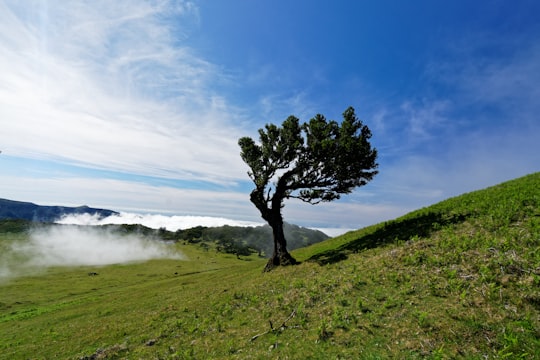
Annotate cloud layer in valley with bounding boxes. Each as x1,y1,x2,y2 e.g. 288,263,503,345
0,225,184,281
56,212,262,231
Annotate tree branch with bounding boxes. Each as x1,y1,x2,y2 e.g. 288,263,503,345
250,309,296,342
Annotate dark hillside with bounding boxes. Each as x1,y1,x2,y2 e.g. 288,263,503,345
0,198,118,222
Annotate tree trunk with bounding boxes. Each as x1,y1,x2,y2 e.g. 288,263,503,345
264,217,298,272
249,187,298,271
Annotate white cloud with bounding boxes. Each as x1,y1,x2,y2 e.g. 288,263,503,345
28,225,184,266
400,100,451,139
1,224,185,281
56,212,262,231
0,0,246,185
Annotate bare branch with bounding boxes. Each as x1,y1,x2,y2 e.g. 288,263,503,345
250,309,296,342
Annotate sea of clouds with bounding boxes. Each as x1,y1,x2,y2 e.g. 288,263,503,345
56,212,264,231
55,212,349,237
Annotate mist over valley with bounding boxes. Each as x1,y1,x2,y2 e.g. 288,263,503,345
0,199,329,281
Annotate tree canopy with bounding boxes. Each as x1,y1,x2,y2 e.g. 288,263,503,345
239,106,378,271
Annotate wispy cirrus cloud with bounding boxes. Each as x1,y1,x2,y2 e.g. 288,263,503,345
400,100,451,140
425,32,540,122
0,0,245,185
365,31,540,211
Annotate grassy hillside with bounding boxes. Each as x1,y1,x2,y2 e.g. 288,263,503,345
1,173,539,359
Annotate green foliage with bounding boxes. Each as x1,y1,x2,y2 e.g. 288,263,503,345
239,107,378,266
172,223,328,257
1,173,539,359
0,219,31,233
239,106,378,206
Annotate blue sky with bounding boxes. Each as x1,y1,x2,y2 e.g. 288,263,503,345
1,0,539,235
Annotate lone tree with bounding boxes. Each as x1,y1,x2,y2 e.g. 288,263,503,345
239,106,378,271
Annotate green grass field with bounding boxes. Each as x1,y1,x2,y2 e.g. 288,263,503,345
1,172,539,359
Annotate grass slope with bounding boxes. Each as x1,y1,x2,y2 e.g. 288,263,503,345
1,172,539,359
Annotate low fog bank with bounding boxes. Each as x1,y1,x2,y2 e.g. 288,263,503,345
57,212,263,231
1,225,184,281
27,226,185,266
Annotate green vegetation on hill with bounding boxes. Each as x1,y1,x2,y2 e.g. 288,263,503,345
0,173,539,359
168,222,328,257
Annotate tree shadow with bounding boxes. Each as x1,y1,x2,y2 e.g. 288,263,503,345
307,211,469,265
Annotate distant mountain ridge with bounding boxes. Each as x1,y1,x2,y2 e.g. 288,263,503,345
0,198,118,222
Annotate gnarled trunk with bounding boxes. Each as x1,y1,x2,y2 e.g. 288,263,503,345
250,187,298,271
264,215,298,272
